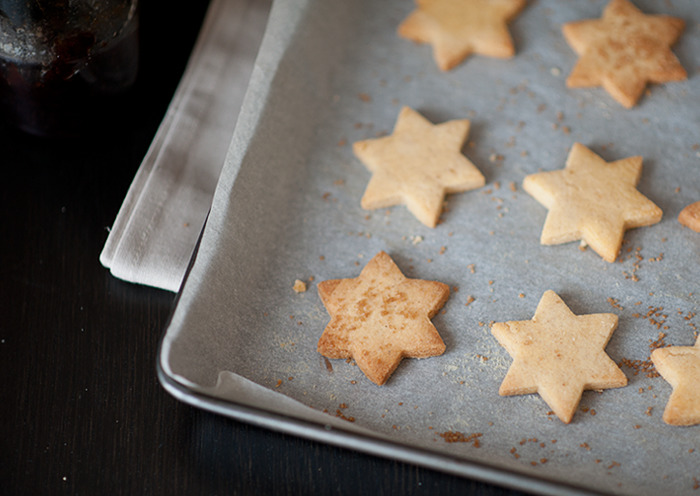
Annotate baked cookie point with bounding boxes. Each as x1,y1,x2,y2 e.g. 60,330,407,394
523,143,662,262
562,0,686,107
651,338,700,426
354,107,484,228
398,0,526,71
317,251,450,385
492,290,627,424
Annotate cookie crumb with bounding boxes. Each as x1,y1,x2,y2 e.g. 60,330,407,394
293,279,307,293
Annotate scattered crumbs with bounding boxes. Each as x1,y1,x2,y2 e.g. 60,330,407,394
590,409,596,416
293,279,307,293
324,357,333,373
580,442,591,450
465,295,475,306
519,293,525,298
489,153,504,163
607,297,623,310
467,263,476,274
411,235,424,245
439,246,447,255
675,186,681,193
475,354,489,362
439,431,482,447
540,458,548,464
621,245,644,281
494,181,501,190
645,406,653,416
325,403,355,423
337,138,347,147
358,92,371,103
509,181,517,192
608,461,621,470
275,380,282,388
319,255,325,261
648,253,664,263
333,179,345,186
634,424,642,429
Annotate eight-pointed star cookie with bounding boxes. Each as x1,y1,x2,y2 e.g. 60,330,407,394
523,143,662,263
398,0,526,71
353,107,485,228
317,251,449,385
563,0,687,108
491,290,627,424
651,338,700,426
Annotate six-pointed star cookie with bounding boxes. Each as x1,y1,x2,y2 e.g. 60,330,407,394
353,107,485,228
491,290,627,424
523,143,662,262
398,0,526,71
317,251,449,385
651,338,700,426
563,0,687,108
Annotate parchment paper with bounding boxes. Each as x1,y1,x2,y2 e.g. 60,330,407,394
161,0,700,494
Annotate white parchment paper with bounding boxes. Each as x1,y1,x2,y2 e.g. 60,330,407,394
161,0,700,494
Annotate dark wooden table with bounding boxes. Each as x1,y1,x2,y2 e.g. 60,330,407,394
1,3,530,495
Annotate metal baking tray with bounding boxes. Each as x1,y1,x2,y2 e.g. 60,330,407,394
158,0,700,494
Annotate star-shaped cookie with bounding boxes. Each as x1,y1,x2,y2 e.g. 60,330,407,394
353,107,485,228
562,0,687,108
317,251,449,385
492,290,627,424
651,338,700,426
398,0,526,71
523,143,662,262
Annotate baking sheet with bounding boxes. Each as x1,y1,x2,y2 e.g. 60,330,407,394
159,0,700,494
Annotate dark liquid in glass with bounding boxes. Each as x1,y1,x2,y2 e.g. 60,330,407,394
0,1,139,136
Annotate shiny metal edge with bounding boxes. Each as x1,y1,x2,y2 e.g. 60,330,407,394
156,359,604,496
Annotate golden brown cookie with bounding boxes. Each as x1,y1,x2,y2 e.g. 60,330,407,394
562,0,686,108
678,201,700,233
317,251,449,385
651,338,700,426
353,106,485,228
492,290,627,424
398,0,526,71
523,143,662,262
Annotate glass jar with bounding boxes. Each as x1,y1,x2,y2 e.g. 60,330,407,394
0,0,139,136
